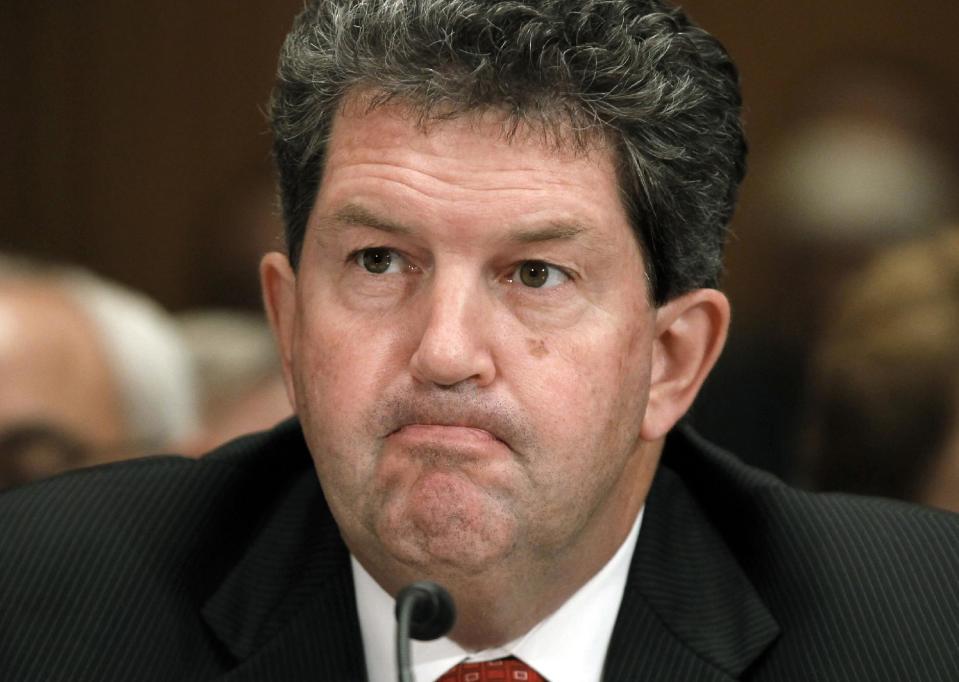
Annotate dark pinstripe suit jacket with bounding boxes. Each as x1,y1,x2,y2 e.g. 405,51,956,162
1,418,958,681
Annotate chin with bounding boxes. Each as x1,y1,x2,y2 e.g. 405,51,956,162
375,495,518,576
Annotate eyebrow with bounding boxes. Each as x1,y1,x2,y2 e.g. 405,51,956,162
326,204,413,236
510,222,586,244
324,202,589,244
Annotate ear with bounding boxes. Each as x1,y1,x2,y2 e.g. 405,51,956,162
640,289,730,441
260,251,298,412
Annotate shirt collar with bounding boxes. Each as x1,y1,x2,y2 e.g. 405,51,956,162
353,507,643,682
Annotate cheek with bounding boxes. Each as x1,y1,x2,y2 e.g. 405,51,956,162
291,304,389,433
295,286,406,380
291,309,397,516
512,321,652,447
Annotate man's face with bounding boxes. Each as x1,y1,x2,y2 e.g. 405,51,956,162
268,100,665,589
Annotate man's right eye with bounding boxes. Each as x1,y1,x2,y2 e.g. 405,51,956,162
355,248,402,274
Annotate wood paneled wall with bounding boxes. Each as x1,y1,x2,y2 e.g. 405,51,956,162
2,0,302,308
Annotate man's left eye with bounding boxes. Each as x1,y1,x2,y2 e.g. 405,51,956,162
511,261,569,289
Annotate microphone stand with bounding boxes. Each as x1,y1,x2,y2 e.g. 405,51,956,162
395,581,457,682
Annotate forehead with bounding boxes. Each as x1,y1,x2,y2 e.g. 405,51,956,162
315,97,634,238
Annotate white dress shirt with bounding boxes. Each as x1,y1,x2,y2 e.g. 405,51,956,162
353,507,643,682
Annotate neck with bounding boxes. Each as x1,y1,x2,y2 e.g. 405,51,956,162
362,492,648,650
443,525,640,650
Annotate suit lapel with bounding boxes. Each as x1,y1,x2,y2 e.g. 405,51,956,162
604,430,780,680
202,465,367,681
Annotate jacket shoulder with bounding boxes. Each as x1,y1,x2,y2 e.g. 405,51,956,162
666,424,959,567
663,425,959,679
0,419,316,680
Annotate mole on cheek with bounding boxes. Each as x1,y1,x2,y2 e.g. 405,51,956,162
526,338,549,358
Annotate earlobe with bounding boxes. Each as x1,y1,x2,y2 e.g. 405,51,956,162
640,289,730,441
260,251,298,412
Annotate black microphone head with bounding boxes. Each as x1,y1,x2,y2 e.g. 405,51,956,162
395,580,456,641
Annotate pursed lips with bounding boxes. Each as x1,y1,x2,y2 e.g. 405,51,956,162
391,424,499,440
389,423,501,445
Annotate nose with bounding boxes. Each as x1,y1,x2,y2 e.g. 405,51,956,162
408,275,496,389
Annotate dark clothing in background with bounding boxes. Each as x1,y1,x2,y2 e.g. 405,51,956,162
688,332,806,480
1,419,958,680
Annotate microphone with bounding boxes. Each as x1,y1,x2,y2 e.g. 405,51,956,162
395,580,457,682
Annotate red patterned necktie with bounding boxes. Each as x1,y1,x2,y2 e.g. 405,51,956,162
436,655,548,682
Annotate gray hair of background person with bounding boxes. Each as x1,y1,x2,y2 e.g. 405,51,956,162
177,310,281,420
269,0,745,305
72,272,198,450
0,255,198,453
803,229,959,503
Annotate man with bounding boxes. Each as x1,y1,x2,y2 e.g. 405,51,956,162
0,256,197,489
1,1,958,681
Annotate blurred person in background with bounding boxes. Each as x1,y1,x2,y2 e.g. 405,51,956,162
175,166,293,452
0,255,197,490
175,309,291,455
803,228,959,513
691,54,959,479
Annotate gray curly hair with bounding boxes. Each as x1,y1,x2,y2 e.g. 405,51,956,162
270,0,745,304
